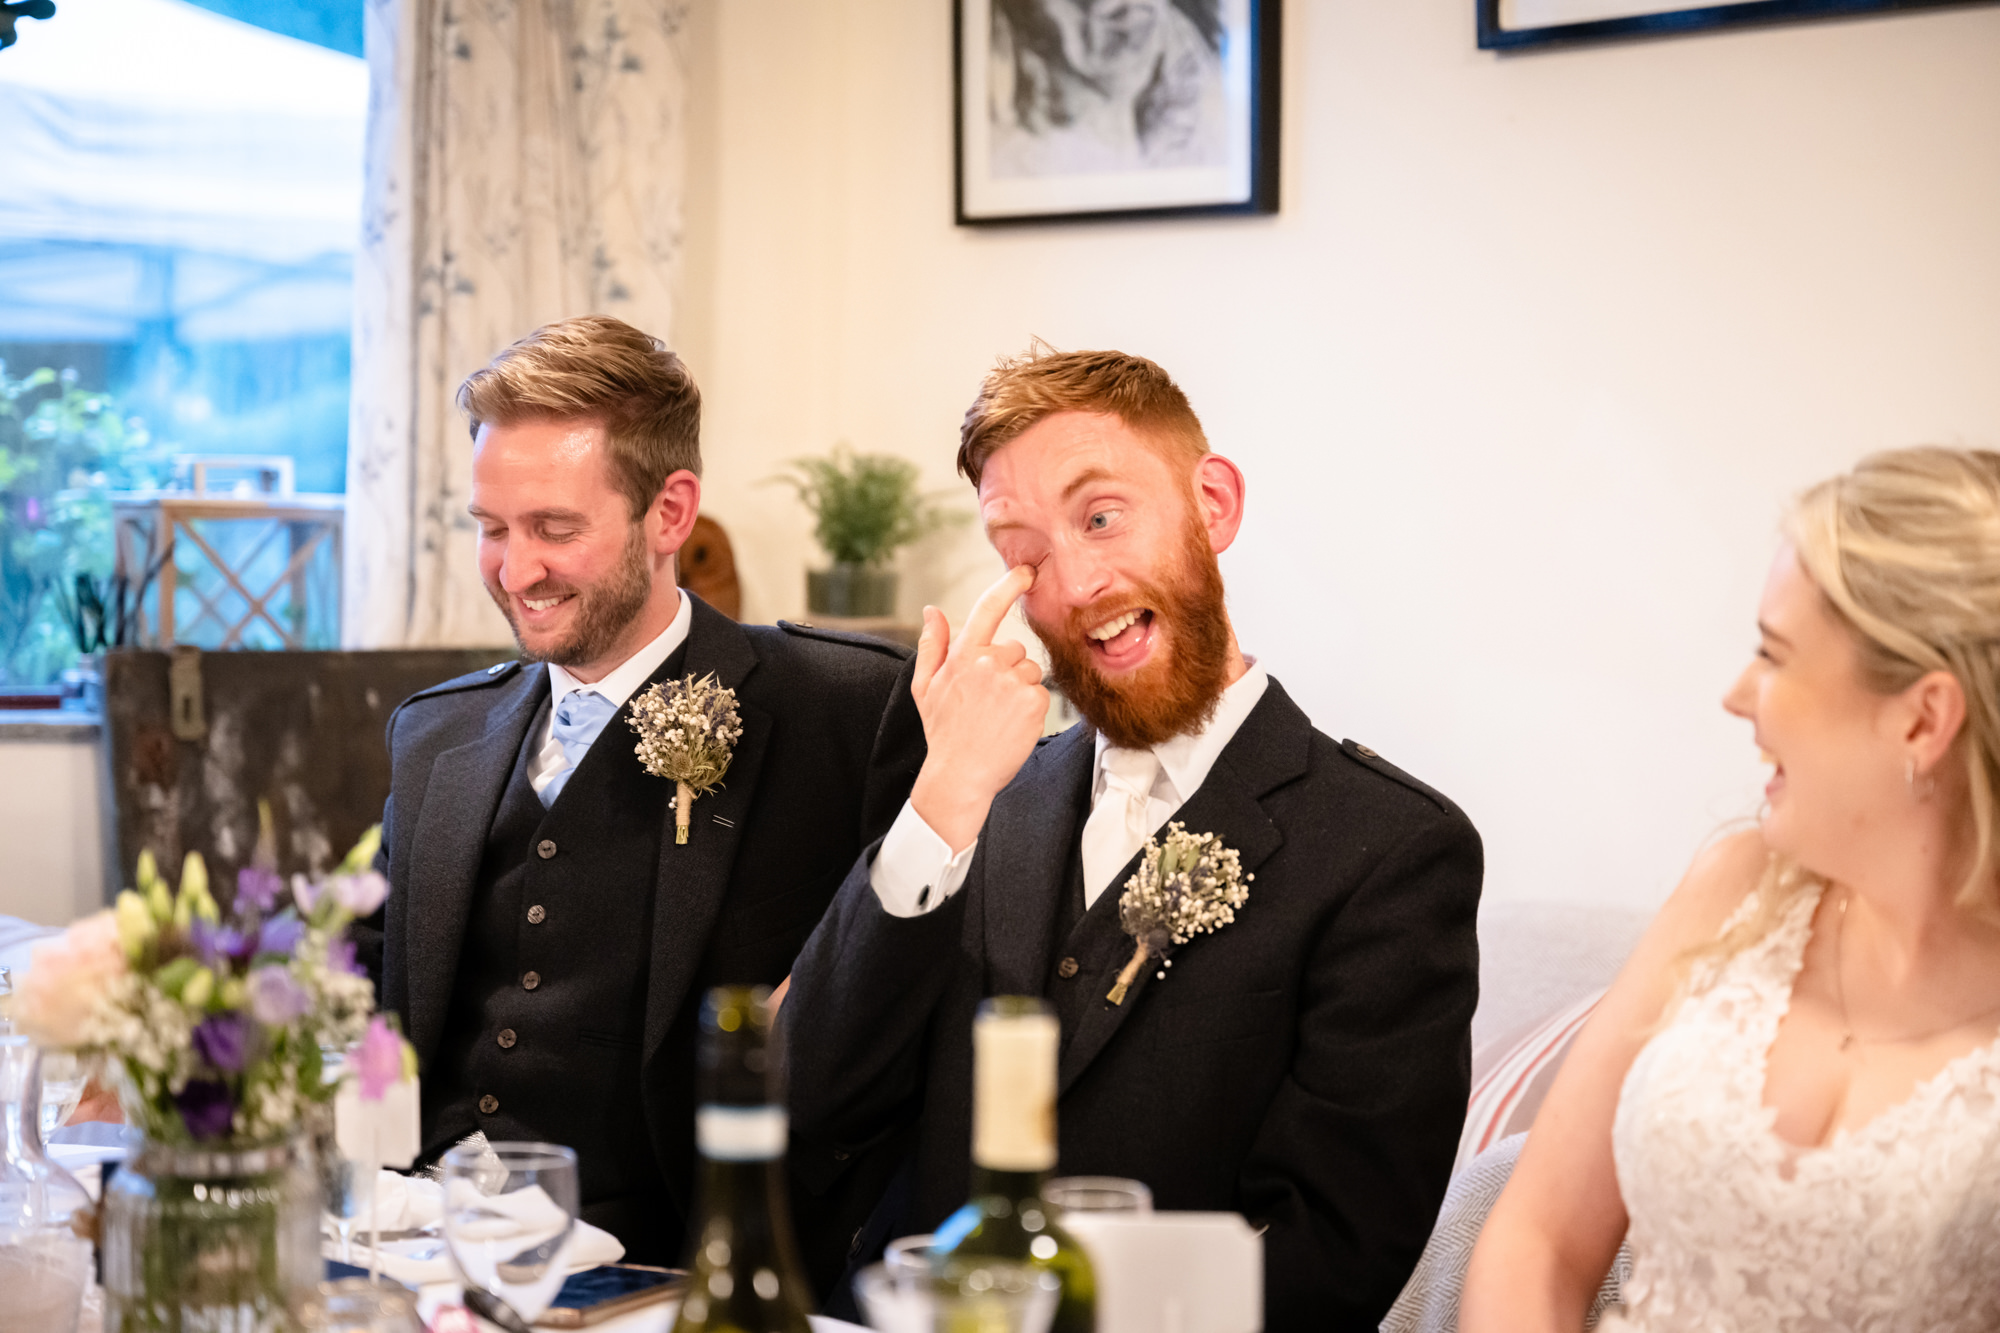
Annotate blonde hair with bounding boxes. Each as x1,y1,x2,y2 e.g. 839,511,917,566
957,342,1208,487
459,315,702,517
1710,446,2000,961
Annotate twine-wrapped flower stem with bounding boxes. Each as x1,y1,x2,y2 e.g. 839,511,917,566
1107,823,1252,1004
628,673,744,844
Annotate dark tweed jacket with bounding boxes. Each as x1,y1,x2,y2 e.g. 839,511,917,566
784,679,1483,1331
358,594,924,1253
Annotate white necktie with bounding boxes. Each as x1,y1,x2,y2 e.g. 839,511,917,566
1081,747,1163,908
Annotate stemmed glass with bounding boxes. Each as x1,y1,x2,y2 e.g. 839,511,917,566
440,1141,579,1324
321,1150,378,1265
36,1053,85,1141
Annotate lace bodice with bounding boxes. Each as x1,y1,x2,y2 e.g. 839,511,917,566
1603,886,2000,1332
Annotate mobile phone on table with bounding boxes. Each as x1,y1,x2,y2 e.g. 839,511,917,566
536,1264,686,1328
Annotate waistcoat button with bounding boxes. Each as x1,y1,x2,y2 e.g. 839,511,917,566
497,1028,517,1049
522,971,541,991
1057,957,1080,979
478,1094,498,1114
526,904,546,925
537,839,557,859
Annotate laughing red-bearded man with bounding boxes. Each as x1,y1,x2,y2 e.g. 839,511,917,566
782,346,1484,1330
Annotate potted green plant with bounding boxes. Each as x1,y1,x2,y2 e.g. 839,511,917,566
771,447,960,618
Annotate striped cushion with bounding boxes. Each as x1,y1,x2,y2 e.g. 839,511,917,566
1454,988,1603,1175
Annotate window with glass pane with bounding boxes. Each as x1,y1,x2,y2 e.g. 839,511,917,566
0,0,363,687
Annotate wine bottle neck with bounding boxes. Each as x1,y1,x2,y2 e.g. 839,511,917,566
967,1165,1050,1202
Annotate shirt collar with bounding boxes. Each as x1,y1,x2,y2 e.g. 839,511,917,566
1091,657,1270,806
546,590,692,712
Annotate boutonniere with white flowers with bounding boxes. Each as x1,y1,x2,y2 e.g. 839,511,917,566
629,672,744,844
1106,822,1253,1005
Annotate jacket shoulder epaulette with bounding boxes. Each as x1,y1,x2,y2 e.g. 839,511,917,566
398,658,526,708
1336,738,1458,815
775,620,913,660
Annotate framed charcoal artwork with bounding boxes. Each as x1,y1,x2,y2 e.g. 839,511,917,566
1478,0,1991,50
955,0,1281,226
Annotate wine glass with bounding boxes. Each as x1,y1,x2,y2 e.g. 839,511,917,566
321,1152,377,1264
856,1259,1059,1333
36,1053,85,1141
1042,1177,1152,1215
439,1141,579,1323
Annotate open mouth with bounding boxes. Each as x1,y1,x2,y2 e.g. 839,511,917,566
1758,747,1785,800
1084,607,1156,672
516,592,575,620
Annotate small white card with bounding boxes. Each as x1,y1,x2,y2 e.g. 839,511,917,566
335,1078,420,1169
1060,1211,1262,1333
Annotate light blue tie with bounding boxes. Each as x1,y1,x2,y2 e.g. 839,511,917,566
540,689,617,807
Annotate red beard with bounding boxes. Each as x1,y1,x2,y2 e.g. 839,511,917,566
1030,517,1232,750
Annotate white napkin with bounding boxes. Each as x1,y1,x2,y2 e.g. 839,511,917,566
351,1170,444,1233
329,1170,624,1288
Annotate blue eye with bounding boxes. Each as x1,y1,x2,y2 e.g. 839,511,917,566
1089,512,1110,530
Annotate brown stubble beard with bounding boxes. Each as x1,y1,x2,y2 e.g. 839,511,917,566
487,519,654,668
1030,511,1233,750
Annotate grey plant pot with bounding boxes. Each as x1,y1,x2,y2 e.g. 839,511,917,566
807,564,898,618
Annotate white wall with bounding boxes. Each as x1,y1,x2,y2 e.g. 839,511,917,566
0,729,108,927
676,0,2000,911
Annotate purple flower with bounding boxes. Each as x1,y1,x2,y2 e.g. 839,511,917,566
175,1079,235,1141
236,866,283,913
191,1012,252,1073
255,914,303,958
326,936,360,975
189,921,249,967
24,496,41,525
291,874,321,915
247,965,309,1026
328,872,389,918
354,1016,402,1100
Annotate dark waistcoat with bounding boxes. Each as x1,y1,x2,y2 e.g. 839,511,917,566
425,657,685,1259
1049,838,1139,1056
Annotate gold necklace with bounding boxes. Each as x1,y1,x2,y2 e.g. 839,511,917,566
1832,889,2000,1052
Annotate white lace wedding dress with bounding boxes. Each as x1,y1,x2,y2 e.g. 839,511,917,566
1601,885,2000,1332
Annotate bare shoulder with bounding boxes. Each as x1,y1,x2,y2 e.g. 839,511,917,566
1642,827,1768,960
1592,828,1768,1037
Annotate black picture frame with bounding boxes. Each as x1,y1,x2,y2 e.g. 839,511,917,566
954,0,1282,227
1478,0,1992,50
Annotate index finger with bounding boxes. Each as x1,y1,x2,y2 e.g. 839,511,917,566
954,564,1035,655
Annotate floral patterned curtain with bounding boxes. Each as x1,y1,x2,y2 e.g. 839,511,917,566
344,0,689,647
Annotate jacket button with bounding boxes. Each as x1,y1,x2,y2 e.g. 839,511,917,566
478,1094,498,1114
1057,957,1080,979
526,904,546,925
537,839,557,859
497,1028,517,1049
522,971,541,991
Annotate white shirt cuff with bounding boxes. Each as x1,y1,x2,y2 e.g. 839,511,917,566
869,800,978,918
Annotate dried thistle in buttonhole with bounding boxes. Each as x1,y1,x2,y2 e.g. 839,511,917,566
629,672,744,844
1107,823,1252,1004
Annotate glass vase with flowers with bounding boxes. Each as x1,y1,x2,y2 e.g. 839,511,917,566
10,822,412,1332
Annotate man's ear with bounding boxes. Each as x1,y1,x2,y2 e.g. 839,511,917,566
650,469,703,558
1191,453,1246,555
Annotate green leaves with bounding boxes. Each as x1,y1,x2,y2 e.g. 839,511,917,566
0,363,165,684
768,446,964,568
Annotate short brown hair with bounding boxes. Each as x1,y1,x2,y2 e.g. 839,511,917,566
957,344,1208,487
459,315,702,517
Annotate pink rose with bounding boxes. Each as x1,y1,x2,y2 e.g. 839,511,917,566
13,911,126,1049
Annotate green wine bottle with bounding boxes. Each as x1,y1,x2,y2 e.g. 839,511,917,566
931,996,1097,1333
672,986,816,1333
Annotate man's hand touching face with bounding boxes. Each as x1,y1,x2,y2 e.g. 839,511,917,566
906,564,1050,854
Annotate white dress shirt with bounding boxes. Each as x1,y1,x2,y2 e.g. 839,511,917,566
870,658,1271,917
526,590,693,800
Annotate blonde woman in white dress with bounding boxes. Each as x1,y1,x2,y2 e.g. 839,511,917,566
1462,447,2000,1332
